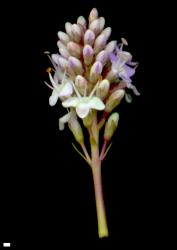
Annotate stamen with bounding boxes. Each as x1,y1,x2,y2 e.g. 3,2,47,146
89,78,101,98
121,37,128,46
44,51,57,70
44,81,54,90
84,84,87,97
70,80,81,99
61,70,66,84
46,67,54,73
120,43,123,50
48,72,58,88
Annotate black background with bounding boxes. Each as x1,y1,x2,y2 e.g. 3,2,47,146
0,0,169,248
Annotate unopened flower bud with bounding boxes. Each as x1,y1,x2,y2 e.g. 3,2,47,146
104,113,119,141
67,42,81,58
84,29,95,46
65,64,75,78
101,27,112,41
89,8,98,23
51,53,60,64
71,24,82,42
65,22,74,38
105,41,117,53
58,56,69,70
94,34,107,54
90,61,103,83
75,75,87,95
68,115,84,144
59,48,70,59
57,41,70,58
68,56,84,75
89,19,101,35
57,31,70,45
96,50,108,65
99,17,105,32
77,16,87,30
83,110,94,128
105,89,125,113
83,45,94,65
96,79,110,100
106,69,118,82
57,40,65,50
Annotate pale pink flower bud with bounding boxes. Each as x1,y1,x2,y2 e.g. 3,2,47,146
105,41,117,53
99,17,105,32
71,24,82,42
101,27,112,41
57,41,70,58
94,34,107,54
51,54,60,64
96,79,110,100
65,64,75,78
57,40,65,50
83,45,94,65
68,114,84,144
84,29,95,46
105,69,118,83
68,56,84,75
67,42,81,58
105,89,125,113
83,110,94,128
58,56,69,70
89,19,100,35
57,31,70,45
89,8,98,23
59,48,70,58
90,61,103,83
75,75,88,95
96,50,108,65
77,16,87,30
65,22,73,38
104,113,119,141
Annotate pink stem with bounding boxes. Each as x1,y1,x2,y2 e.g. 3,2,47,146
100,140,108,161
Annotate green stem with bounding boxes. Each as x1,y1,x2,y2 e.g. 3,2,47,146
90,112,109,238
92,162,109,238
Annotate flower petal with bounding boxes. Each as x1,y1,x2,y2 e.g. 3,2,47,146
54,67,65,82
76,103,90,118
59,112,71,130
119,70,132,83
124,65,136,77
49,90,59,106
58,82,73,97
62,97,79,108
127,83,140,96
89,96,105,110
109,52,118,63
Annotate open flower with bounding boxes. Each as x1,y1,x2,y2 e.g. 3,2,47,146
110,40,140,95
62,80,105,118
45,69,73,106
59,111,72,130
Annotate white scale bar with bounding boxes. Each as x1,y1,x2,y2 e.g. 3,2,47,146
3,243,11,247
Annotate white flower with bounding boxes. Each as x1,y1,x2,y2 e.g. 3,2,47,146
59,112,72,130
62,80,105,119
45,69,73,106
58,110,83,140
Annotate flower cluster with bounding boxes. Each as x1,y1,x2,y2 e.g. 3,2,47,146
45,8,139,134
44,8,140,238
